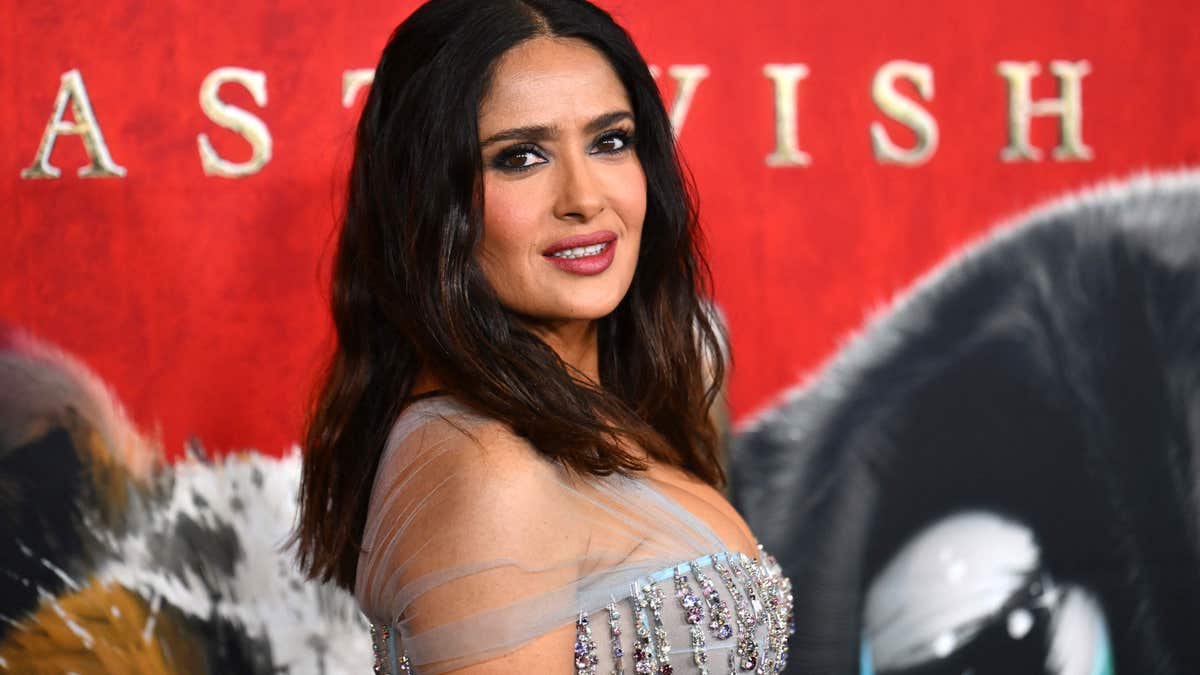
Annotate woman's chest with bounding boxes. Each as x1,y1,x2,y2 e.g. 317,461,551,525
637,462,760,560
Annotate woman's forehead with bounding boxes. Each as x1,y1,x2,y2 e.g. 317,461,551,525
478,37,632,136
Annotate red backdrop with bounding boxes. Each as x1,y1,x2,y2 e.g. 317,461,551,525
3,0,1198,457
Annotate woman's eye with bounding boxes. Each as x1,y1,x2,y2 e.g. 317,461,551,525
593,131,634,154
494,147,545,171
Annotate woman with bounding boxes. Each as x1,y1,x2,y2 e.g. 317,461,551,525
291,1,794,673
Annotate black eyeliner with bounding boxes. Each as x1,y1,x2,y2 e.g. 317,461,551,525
491,142,545,172
593,128,636,154
490,127,636,172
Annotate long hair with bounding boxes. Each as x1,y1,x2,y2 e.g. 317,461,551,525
292,0,727,590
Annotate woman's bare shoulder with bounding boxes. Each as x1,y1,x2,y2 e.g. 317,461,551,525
390,396,557,479
364,397,587,580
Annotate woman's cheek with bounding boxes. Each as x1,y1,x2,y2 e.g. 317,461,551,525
483,181,542,248
610,158,646,215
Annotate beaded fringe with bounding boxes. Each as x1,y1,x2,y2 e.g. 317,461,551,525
371,551,793,675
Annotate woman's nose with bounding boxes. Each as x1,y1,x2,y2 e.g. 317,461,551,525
553,152,605,223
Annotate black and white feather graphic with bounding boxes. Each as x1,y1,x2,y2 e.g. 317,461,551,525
0,328,370,674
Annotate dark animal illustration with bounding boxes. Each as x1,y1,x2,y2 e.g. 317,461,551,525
732,172,1200,674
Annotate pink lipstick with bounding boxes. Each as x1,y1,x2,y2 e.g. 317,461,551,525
542,231,618,276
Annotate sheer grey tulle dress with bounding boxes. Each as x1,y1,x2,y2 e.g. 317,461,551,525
355,397,794,674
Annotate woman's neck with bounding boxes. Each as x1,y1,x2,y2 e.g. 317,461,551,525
530,318,600,384
409,318,601,397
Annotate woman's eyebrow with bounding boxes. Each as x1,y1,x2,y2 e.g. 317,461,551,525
479,110,634,149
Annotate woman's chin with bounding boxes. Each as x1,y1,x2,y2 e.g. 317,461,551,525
515,286,629,321
516,299,624,324
562,294,628,321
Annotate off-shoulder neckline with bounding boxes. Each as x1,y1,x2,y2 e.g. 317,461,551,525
392,394,762,559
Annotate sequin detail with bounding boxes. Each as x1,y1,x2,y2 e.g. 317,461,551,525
370,623,389,675
606,601,626,675
577,611,601,674
674,566,710,675
756,549,795,673
714,558,759,671
633,586,656,674
640,580,674,674
367,550,792,675
692,564,734,642
369,622,411,674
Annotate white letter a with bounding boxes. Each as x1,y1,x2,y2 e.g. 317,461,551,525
21,69,127,179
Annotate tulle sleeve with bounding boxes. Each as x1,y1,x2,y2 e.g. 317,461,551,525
354,399,730,674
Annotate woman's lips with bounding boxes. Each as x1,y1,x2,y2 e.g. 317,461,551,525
542,231,618,276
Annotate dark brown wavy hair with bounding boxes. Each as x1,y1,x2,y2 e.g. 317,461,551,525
291,0,728,590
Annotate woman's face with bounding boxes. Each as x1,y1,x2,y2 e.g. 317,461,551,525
476,37,646,327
